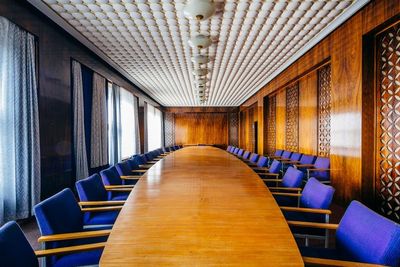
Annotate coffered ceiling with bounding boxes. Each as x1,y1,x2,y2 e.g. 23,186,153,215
30,0,369,106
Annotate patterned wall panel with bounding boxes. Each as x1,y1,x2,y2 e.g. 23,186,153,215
228,112,239,146
285,83,299,151
164,112,175,147
376,24,400,222
317,64,332,157
266,95,277,155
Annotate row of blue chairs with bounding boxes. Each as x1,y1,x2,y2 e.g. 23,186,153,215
227,146,331,183
226,145,400,267
0,145,182,267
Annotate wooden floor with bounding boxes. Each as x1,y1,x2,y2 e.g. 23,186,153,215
100,146,303,266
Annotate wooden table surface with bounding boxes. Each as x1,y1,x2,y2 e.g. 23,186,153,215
100,146,303,266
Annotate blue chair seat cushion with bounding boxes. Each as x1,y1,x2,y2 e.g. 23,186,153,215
54,249,102,267
85,211,119,225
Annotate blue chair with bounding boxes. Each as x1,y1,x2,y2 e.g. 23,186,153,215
226,145,232,152
0,221,107,267
269,149,283,159
280,152,303,171
275,178,335,247
296,156,330,183
115,161,145,184
76,174,131,202
293,201,400,266
34,188,116,266
101,165,139,189
253,159,282,179
241,150,251,160
233,147,240,155
245,153,260,165
263,167,304,191
236,148,244,157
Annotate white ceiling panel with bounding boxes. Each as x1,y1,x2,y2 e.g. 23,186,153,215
31,0,369,106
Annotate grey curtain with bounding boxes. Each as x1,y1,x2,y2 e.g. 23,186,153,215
91,73,108,167
72,60,89,180
0,17,40,223
108,83,121,164
133,96,141,153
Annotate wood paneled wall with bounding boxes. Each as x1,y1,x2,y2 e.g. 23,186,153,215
164,107,238,148
239,104,258,152
0,0,160,199
240,0,400,204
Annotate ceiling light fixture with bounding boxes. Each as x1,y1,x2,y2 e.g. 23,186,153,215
183,0,216,21
192,69,208,76
191,55,209,64
188,34,212,49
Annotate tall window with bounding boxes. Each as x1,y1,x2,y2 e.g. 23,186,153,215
147,104,163,151
107,83,138,163
120,88,137,159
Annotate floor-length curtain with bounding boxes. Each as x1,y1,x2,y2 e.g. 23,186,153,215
0,17,40,224
108,83,121,164
133,96,141,153
72,60,89,180
91,73,108,167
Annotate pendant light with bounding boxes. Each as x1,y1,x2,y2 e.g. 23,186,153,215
191,55,209,64
183,0,216,21
188,34,212,49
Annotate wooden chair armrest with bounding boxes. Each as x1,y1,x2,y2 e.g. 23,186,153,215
38,229,111,242
269,187,302,192
131,169,147,173
104,185,134,189
308,168,331,172
278,158,292,162
271,192,302,197
280,206,331,214
81,206,123,212
302,256,386,267
252,167,269,171
105,188,132,192
262,179,283,182
79,201,125,206
35,242,106,257
269,156,282,159
283,160,301,164
120,175,141,179
287,220,338,230
295,164,315,168
139,164,152,168
259,173,279,177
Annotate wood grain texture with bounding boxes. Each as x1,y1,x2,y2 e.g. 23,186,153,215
240,0,400,204
100,147,303,266
276,90,286,150
239,103,258,152
299,72,318,154
174,113,228,146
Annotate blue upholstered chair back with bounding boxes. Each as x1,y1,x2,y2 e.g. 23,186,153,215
230,146,235,153
127,158,140,170
144,152,153,161
227,145,232,151
164,147,170,152
299,154,316,165
233,147,240,154
174,145,179,150
34,188,84,236
313,157,330,181
100,166,123,185
300,178,334,209
242,151,250,159
281,167,304,188
336,201,400,266
237,149,244,156
170,146,176,151
274,149,283,157
0,221,38,267
76,174,107,202
269,160,282,174
249,153,259,163
289,152,302,161
281,150,292,159
257,156,269,167
116,161,133,176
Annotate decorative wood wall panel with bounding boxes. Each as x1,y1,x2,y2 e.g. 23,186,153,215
276,90,286,150
285,82,299,152
164,112,175,146
375,23,400,221
239,104,257,152
266,96,277,155
228,112,239,146
317,64,332,157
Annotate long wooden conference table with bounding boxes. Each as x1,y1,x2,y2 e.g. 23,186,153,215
100,146,303,266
